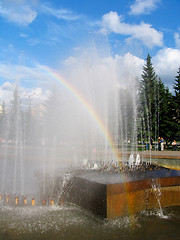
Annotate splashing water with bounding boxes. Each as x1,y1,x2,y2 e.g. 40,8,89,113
151,180,169,219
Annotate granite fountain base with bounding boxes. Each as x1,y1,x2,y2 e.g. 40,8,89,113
63,165,180,218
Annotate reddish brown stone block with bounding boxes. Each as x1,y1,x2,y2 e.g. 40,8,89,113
64,168,180,218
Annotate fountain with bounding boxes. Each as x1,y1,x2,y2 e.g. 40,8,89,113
62,159,180,218
0,49,179,220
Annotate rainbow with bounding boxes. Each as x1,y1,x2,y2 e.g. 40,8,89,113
40,65,118,159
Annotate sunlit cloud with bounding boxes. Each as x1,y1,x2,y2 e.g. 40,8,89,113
153,48,180,87
63,48,144,92
0,81,50,106
0,81,13,104
0,63,51,105
0,62,50,87
101,11,163,48
0,45,179,106
129,0,161,15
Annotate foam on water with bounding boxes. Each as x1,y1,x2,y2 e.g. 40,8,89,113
0,204,179,240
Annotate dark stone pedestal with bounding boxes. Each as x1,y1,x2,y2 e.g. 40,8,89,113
64,167,180,218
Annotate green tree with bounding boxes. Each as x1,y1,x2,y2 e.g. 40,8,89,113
158,79,177,144
138,54,159,144
173,67,180,137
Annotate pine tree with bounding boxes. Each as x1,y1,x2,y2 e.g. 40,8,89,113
174,67,180,105
173,67,180,137
158,79,177,143
139,54,159,144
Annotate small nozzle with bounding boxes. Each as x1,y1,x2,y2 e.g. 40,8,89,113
15,196,19,205
42,199,46,206
32,198,35,206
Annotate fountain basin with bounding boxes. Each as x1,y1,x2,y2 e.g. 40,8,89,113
64,167,180,218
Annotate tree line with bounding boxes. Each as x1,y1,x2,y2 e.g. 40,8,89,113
138,54,180,146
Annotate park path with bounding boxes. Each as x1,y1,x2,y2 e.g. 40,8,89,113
140,150,180,159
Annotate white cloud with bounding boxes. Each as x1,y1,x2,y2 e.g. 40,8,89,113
153,48,180,86
20,88,51,107
63,49,144,93
0,62,53,91
113,53,144,86
101,11,163,48
0,62,51,106
0,81,13,104
1,46,179,106
1,81,13,90
40,3,81,21
0,2,37,26
64,56,79,66
129,0,161,15
0,82,50,106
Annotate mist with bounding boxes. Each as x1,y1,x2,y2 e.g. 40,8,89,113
0,46,143,198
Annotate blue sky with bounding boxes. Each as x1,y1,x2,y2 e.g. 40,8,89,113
0,0,180,103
